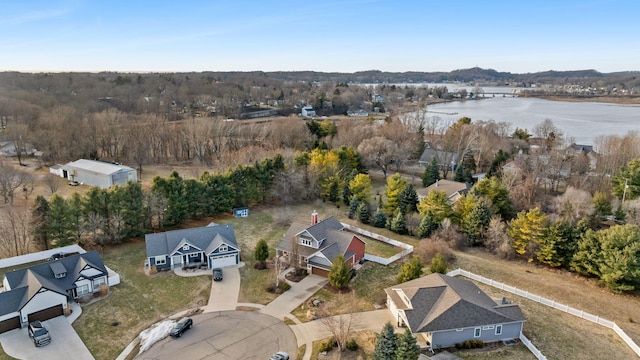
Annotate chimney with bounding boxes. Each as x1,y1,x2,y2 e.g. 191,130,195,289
311,210,318,225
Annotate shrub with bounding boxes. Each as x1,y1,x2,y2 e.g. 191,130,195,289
279,282,291,291
253,261,267,270
455,343,463,350
346,339,359,351
99,284,110,296
319,338,337,352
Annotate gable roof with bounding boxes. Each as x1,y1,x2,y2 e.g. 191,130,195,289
2,251,107,314
419,146,458,165
418,179,470,203
276,216,360,265
145,223,238,258
385,273,525,333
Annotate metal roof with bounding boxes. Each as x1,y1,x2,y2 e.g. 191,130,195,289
65,159,134,175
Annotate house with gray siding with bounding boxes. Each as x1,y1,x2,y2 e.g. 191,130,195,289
145,223,240,270
0,251,111,334
385,273,525,350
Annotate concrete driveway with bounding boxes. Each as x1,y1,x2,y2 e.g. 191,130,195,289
0,316,94,360
260,274,327,320
204,264,241,312
136,311,296,360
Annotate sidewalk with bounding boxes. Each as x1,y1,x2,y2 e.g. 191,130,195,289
259,274,327,320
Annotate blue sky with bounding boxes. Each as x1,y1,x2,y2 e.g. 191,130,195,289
1,0,638,73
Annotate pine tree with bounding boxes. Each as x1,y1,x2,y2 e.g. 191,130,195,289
384,173,408,215
349,199,360,219
422,157,440,187
399,184,419,214
395,328,420,360
593,191,612,217
418,211,439,238
357,202,370,224
454,163,465,182
31,195,50,250
390,209,408,235
374,322,398,360
397,257,423,283
507,207,549,260
349,173,373,203
430,253,448,274
372,208,387,228
254,239,269,266
328,254,351,289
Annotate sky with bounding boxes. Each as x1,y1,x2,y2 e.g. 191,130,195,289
1,0,638,74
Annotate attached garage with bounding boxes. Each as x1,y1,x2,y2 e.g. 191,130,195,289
0,317,20,334
210,254,237,268
311,267,329,277
27,304,63,323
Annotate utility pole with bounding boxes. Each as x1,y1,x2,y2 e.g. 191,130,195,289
623,178,629,204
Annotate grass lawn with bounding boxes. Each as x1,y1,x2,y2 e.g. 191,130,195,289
311,331,377,359
72,241,212,360
0,349,13,360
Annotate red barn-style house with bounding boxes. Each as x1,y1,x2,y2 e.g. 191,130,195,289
275,211,366,277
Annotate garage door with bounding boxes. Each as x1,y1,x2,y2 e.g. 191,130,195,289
311,267,329,277
27,304,63,323
210,254,237,268
0,316,20,334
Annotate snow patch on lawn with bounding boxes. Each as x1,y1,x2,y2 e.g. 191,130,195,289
138,319,175,354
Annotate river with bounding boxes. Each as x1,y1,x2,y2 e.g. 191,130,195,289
423,97,640,145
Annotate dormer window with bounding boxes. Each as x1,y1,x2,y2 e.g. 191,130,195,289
219,245,228,252
301,238,313,247
55,272,66,279
182,245,189,251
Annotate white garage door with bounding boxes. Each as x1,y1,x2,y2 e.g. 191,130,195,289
210,254,237,268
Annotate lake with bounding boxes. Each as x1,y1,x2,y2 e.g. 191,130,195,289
424,97,640,145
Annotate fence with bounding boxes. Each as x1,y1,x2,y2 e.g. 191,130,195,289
519,333,547,360
341,222,413,265
447,268,640,358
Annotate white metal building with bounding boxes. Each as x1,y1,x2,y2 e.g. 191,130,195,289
62,159,137,188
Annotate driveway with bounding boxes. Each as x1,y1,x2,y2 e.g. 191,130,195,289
260,274,327,320
136,311,296,360
0,316,94,360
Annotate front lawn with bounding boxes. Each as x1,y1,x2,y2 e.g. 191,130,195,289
73,241,212,360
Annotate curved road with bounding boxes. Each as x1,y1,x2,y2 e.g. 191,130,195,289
136,311,297,360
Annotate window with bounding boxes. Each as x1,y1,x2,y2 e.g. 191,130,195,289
301,238,313,246
93,277,106,289
219,245,228,252
55,272,66,279
189,253,199,258
182,245,189,251
455,328,464,332
76,284,90,297
495,325,502,335
155,256,166,265
474,328,481,338
482,325,494,330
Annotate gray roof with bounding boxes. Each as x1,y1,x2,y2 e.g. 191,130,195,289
65,159,135,175
145,224,239,258
1,251,108,314
385,274,525,333
276,216,360,265
419,147,458,165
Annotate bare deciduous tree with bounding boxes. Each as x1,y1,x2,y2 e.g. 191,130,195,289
0,161,31,204
318,291,356,351
44,173,60,194
357,136,399,179
0,205,32,257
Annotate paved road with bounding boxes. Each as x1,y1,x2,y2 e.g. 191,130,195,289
0,316,94,360
136,311,296,360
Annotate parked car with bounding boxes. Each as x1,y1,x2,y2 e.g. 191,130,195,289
47,252,66,261
28,321,51,347
213,268,223,281
169,317,193,338
269,351,289,360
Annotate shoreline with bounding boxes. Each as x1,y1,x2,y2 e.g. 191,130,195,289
523,94,640,105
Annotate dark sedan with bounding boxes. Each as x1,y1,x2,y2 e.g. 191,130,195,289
169,317,193,338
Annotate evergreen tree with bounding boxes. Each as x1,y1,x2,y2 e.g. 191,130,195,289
328,254,351,289
395,328,420,360
384,173,409,215
593,191,612,217
537,220,579,268
422,157,440,187
373,322,398,360
390,209,408,235
417,190,453,222
397,257,423,283
372,208,387,228
507,208,549,260
48,194,74,247
473,176,513,218
418,211,439,238
349,173,373,203
460,197,492,245
453,163,465,182
487,149,510,177
399,184,419,214
31,195,50,250
254,239,269,266
430,253,448,274
349,199,360,219
615,204,627,223
357,202,370,224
